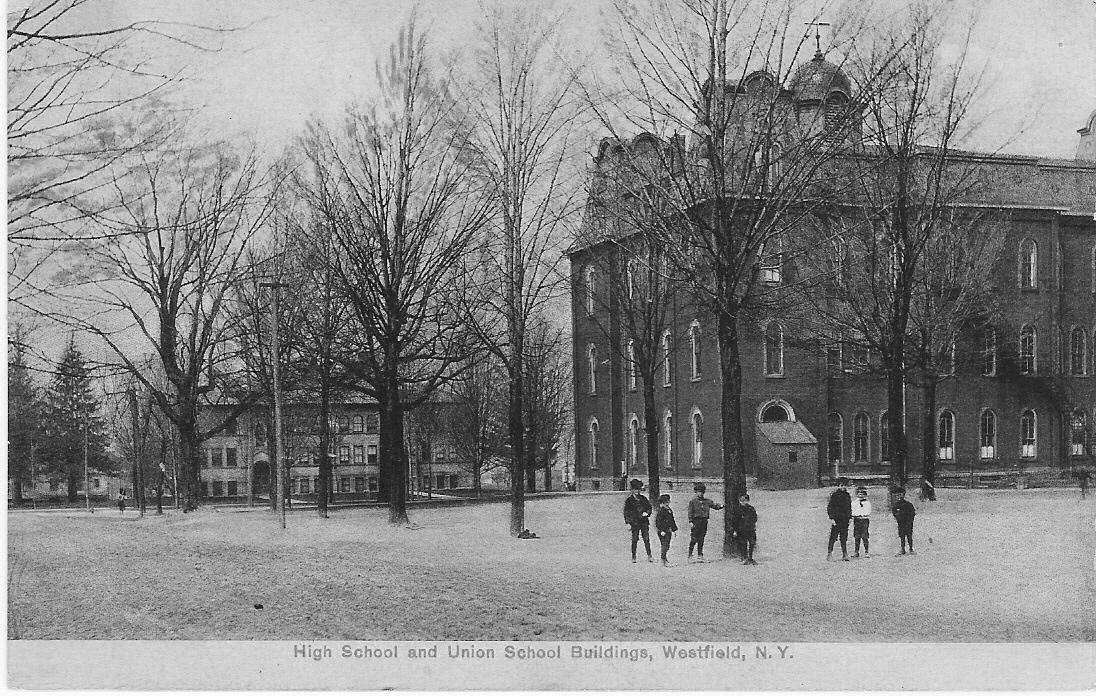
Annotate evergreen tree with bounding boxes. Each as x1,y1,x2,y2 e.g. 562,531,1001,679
39,337,113,501
7,334,42,503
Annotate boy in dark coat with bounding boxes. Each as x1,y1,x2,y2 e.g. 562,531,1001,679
827,477,852,561
892,487,917,555
687,482,723,562
654,494,678,566
735,493,758,565
623,478,653,563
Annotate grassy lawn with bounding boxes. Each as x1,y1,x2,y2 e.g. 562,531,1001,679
7,487,1094,641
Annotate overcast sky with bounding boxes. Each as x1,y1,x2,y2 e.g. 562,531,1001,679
95,0,1096,159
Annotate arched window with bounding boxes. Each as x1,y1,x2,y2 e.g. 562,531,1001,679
827,413,843,464
691,409,703,468
351,415,364,433
760,236,782,283
880,411,891,462
663,411,673,469
626,260,637,301
587,344,598,394
945,341,956,376
627,340,637,391
982,328,997,376
690,321,702,380
766,141,784,190
1070,327,1088,375
588,418,600,470
853,412,869,463
979,409,997,460
761,402,790,422
662,331,673,387
938,410,955,461
1070,410,1088,456
584,267,597,316
628,416,640,471
764,321,784,376
1019,238,1037,289
1019,409,1037,459
1019,325,1037,374
1057,327,1066,374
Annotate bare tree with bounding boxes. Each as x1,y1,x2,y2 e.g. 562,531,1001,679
447,354,507,498
522,319,572,493
457,3,584,534
57,140,279,511
296,19,489,525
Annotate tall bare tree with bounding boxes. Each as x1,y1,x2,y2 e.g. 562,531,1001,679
457,4,584,534
297,19,489,524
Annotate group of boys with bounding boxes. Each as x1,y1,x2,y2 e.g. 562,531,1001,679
623,479,757,566
624,476,918,565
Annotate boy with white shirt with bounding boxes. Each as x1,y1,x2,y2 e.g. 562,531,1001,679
851,486,871,558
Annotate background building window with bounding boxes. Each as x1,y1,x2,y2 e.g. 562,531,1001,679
449,475,459,489
764,322,784,376
938,410,955,461
366,413,379,433
588,418,600,470
628,417,639,472
584,267,597,316
980,410,997,459
690,322,702,380
211,449,223,468
853,412,869,462
340,477,351,493
354,476,365,493
1070,410,1088,456
982,328,996,376
663,412,673,469
225,447,237,468
827,413,843,464
1019,325,1037,374
1070,327,1088,375
353,445,364,464
588,345,598,394
662,331,673,386
691,410,703,468
1019,238,1037,288
227,480,238,496
352,415,364,433
212,480,223,497
1019,409,1037,458
627,340,637,391
300,478,310,494
339,446,350,464
367,444,378,465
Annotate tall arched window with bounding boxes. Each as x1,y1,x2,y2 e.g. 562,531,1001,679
588,418,600,470
691,409,703,468
1019,238,1038,288
760,235,782,283
853,412,869,462
627,340,637,391
827,413,843,464
764,321,784,376
626,260,637,300
663,411,673,469
662,331,673,386
1070,327,1088,375
979,409,997,460
938,410,955,461
1019,325,1037,374
1019,409,1037,459
584,267,597,316
1070,410,1088,456
982,328,997,376
880,411,891,462
690,321,702,380
587,344,598,394
628,416,640,471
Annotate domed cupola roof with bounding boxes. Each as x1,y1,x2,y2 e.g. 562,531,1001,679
789,52,851,104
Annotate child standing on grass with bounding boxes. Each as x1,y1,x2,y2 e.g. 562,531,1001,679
852,486,871,558
892,487,916,555
117,493,126,515
826,477,852,561
735,493,758,565
623,479,654,563
655,494,678,566
687,483,723,563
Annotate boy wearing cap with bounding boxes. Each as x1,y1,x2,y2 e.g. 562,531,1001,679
623,478,654,563
687,483,723,562
892,487,917,555
827,477,852,561
851,486,871,558
655,494,678,566
735,493,758,565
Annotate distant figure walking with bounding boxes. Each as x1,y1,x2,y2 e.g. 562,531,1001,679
117,494,126,515
892,487,917,555
827,477,852,561
687,483,723,563
1077,469,1092,500
919,477,936,502
735,493,758,565
654,494,678,566
623,479,653,563
851,486,871,558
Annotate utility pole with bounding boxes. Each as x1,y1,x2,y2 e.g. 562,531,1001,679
262,281,289,530
127,388,146,518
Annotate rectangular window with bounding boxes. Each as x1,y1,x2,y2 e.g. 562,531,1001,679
449,475,459,489
354,476,365,493
227,480,238,496
313,477,320,494
448,445,457,460
435,447,445,461
366,414,379,433
353,445,364,464
367,445,378,465
422,475,431,490
436,474,447,490
339,416,350,433
93,478,101,488
368,477,378,492
212,480,224,497
339,446,350,464
211,449,223,468
226,448,238,468
300,478,310,494
339,477,350,493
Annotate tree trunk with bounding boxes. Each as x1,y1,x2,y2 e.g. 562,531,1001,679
642,378,661,505
380,379,410,525
525,425,537,493
885,343,908,487
543,454,553,492
265,409,278,511
921,376,937,487
509,371,526,535
177,417,203,512
716,307,748,558
318,379,331,518
67,470,78,503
